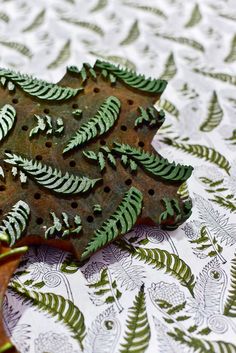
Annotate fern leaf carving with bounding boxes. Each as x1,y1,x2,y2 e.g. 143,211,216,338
0,200,30,246
119,242,195,295
10,281,86,350
63,96,121,153
123,3,167,19
200,91,223,132
162,138,230,173
81,186,143,259
0,104,16,142
4,152,100,194
47,39,71,69
119,285,150,353
0,68,81,100
113,142,193,182
95,60,167,93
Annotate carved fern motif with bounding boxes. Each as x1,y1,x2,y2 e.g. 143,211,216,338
0,104,16,142
0,200,30,246
4,152,101,194
81,186,143,259
135,106,165,128
113,142,193,182
95,60,167,93
63,96,120,153
0,68,81,100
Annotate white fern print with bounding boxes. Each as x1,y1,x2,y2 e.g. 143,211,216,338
102,244,145,290
84,306,120,353
194,193,236,245
187,258,227,326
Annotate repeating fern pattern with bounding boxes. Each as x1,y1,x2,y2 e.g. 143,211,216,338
2,0,236,352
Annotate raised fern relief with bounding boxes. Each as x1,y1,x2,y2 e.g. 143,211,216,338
0,104,16,142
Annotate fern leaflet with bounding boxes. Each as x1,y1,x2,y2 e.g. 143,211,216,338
81,187,143,259
185,4,202,28
120,20,140,46
63,96,120,153
0,104,16,142
95,60,167,93
159,52,177,81
224,254,236,316
224,34,236,63
119,242,195,295
200,91,223,132
119,285,150,353
193,68,236,86
162,138,230,173
10,281,86,350
0,68,81,100
4,152,100,194
0,200,30,246
113,142,193,182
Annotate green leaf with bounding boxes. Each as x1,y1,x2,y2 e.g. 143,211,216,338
185,4,202,28
81,187,143,259
0,12,9,23
95,60,167,93
162,138,230,173
22,8,45,32
119,285,150,353
123,3,167,19
193,68,236,86
200,91,223,132
156,33,204,52
90,0,108,12
120,242,195,295
120,20,140,46
113,142,193,182
4,152,100,195
159,98,179,119
159,52,177,81
0,40,32,58
60,17,104,36
0,68,81,100
60,253,81,274
0,104,16,142
224,254,236,316
64,96,120,153
225,34,236,63
168,327,236,353
10,281,86,350
47,40,71,69
0,200,30,246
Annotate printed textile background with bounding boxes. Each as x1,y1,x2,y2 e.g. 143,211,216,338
1,0,236,352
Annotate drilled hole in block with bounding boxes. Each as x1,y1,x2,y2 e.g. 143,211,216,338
45,141,52,148
100,140,106,146
94,87,100,93
0,185,6,191
138,141,145,148
71,202,78,209
148,189,155,196
36,217,43,225
72,103,78,109
36,155,42,161
121,125,127,131
34,192,41,200
21,125,28,131
12,98,18,104
104,186,111,193
44,108,50,114
69,160,76,167
87,215,94,223
125,179,132,186
127,99,134,105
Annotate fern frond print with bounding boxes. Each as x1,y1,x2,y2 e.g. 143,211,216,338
162,138,230,173
9,281,86,350
63,96,121,153
119,285,150,353
224,254,236,316
81,187,143,259
4,152,100,194
200,91,223,132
